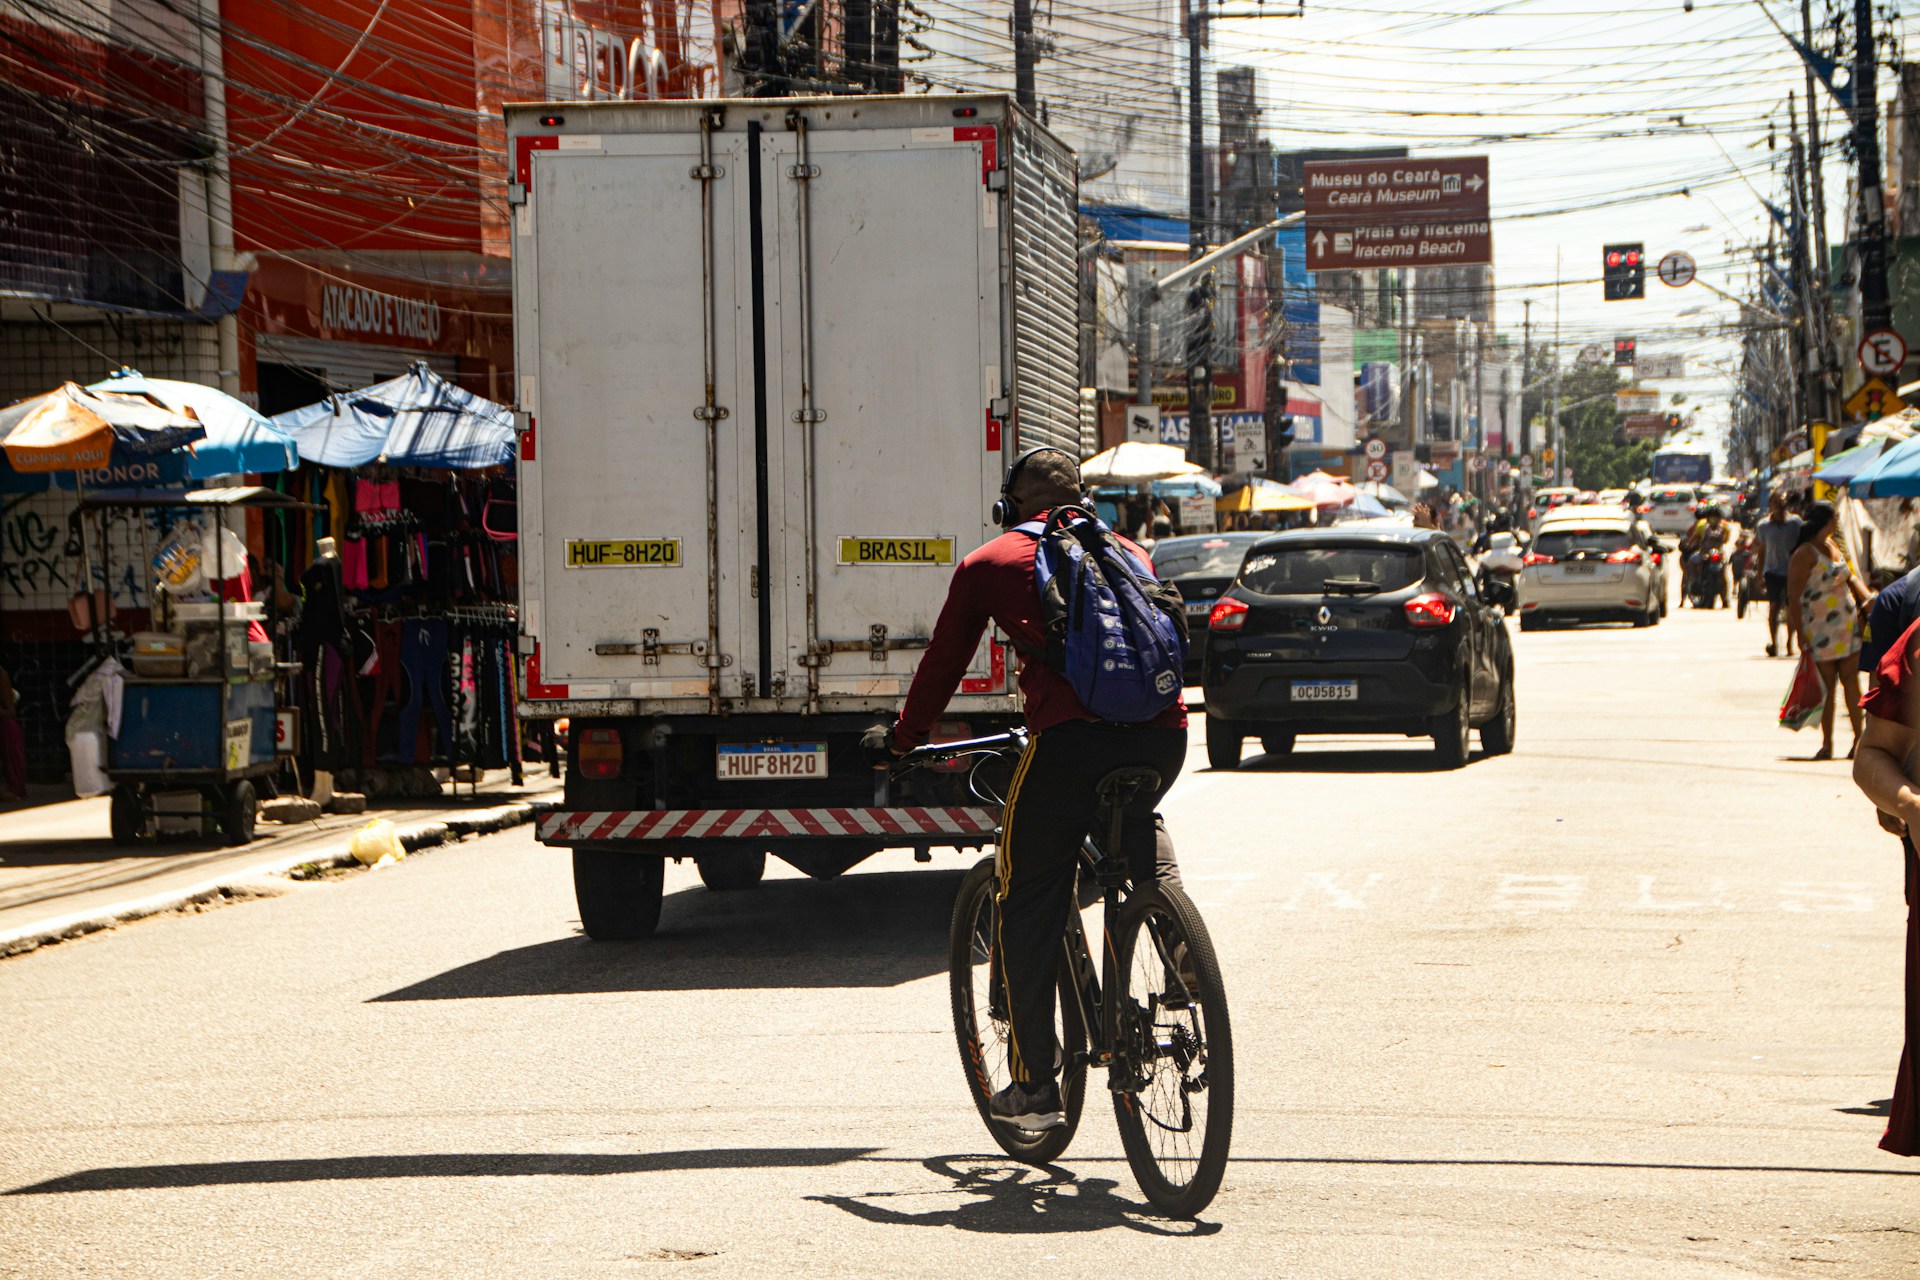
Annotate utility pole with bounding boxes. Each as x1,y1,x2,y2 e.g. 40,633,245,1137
1853,0,1892,331
1789,95,1819,441
1012,0,1037,111
1520,299,1532,499
1183,0,1213,471
1802,0,1835,423
1552,249,1564,487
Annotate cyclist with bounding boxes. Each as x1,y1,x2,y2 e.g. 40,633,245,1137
864,447,1188,1133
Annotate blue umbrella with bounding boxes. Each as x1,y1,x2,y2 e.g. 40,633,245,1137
90,370,299,477
1811,438,1886,486
1847,435,1920,496
272,362,515,470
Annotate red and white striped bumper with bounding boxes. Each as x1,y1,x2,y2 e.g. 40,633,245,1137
536,806,1001,845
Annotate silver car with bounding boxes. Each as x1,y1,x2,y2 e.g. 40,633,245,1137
1517,509,1667,631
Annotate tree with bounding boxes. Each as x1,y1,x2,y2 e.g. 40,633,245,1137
1548,357,1658,489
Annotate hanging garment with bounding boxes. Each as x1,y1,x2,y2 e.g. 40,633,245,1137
396,618,453,764
361,620,407,763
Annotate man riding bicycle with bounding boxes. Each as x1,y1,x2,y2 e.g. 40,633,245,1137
864,447,1187,1133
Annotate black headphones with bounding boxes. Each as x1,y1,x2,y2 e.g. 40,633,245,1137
991,446,1077,529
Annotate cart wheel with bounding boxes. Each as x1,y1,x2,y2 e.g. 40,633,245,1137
223,780,257,847
109,785,144,846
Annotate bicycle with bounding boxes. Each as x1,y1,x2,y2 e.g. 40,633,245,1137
892,730,1234,1218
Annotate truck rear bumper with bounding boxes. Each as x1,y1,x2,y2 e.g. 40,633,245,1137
537,806,1000,846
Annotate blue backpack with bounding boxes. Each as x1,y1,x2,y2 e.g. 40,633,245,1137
1014,505,1190,723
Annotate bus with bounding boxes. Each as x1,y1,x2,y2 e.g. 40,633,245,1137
1651,448,1713,485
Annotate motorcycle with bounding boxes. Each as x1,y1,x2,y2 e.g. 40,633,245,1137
1686,547,1728,610
1731,541,1762,619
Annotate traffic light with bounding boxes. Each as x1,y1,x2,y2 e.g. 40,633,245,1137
1603,242,1645,301
1664,412,1682,430
1613,336,1637,366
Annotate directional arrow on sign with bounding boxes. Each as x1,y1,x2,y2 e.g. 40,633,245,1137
1465,174,1484,192
1312,231,1327,254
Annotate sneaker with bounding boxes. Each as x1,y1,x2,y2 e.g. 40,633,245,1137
1161,940,1201,1012
1766,642,1777,657
988,1079,1065,1132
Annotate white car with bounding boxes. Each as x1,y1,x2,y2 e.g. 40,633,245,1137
1645,485,1699,535
1517,508,1667,631
1595,488,1630,508
1526,487,1581,532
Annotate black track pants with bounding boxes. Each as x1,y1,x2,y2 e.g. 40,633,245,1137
995,720,1187,1086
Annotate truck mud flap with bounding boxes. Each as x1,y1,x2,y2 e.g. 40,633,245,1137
537,806,1000,845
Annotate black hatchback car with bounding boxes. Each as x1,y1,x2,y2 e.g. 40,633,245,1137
1202,526,1516,770
1150,532,1269,684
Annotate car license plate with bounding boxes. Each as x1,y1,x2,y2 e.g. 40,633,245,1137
1291,679,1357,703
1185,601,1212,616
1565,563,1597,575
717,742,828,781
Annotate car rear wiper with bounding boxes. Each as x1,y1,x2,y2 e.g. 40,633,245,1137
1321,577,1382,595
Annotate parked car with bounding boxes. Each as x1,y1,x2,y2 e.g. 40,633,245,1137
1517,507,1667,630
1202,526,1516,770
1526,486,1581,531
1151,532,1268,684
1645,485,1699,535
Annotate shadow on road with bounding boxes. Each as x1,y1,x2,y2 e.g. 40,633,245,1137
1837,1098,1895,1117
370,865,969,1000
1219,747,1469,775
808,1155,1218,1236
6,1147,879,1195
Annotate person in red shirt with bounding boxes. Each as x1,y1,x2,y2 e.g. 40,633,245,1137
1851,617,1920,1156
869,447,1188,1133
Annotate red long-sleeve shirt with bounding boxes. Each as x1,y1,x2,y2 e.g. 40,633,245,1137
893,512,1187,747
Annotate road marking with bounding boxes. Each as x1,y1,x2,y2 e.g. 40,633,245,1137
1778,881,1874,913
1492,874,1585,912
1632,876,1733,911
1281,872,1384,911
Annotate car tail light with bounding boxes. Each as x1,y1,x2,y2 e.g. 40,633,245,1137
1605,548,1642,563
577,727,623,780
1404,593,1456,628
1209,597,1249,630
1522,552,1555,565
1526,507,1538,520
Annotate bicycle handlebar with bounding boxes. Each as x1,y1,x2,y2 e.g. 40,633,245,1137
890,729,1029,772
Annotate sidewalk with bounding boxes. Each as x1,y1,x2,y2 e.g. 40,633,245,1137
0,774,562,958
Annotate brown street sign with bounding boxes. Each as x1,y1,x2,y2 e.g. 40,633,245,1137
1305,220,1492,271
1302,156,1490,225
1620,412,1667,441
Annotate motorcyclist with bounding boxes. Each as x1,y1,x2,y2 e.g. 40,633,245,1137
1681,504,1731,608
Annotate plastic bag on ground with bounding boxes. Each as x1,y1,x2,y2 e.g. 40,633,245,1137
348,819,405,866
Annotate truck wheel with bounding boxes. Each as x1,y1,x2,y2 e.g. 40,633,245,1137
696,850,765,891
1205,715,1243,771
573,848,665,940
222,780,257,847
109,785,144,846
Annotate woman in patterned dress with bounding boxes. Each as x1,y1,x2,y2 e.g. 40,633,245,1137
1786,501,1873,759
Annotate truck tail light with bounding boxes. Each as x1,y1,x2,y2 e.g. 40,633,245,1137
1209,597,1249,631
578,727,623,780
1404,593,1457,627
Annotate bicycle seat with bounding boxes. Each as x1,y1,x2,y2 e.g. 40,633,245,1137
1095,767,1162,808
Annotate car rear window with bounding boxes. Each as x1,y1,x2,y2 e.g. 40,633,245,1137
1535,528,1632,558
1239,544,1423,595
1652,487,1695,504
1152,535,1260,578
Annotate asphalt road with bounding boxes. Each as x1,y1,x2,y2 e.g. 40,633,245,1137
3,603,1916,1277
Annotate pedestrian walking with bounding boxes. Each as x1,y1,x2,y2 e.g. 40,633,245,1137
1847,617,1920,1157
1786,502,1872,760
1757,491,1803,656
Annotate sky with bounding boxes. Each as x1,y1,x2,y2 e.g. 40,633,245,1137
1194,0,1902,445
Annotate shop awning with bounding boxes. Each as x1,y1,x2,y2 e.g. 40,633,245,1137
272,363,516,469
1216,479,1312,513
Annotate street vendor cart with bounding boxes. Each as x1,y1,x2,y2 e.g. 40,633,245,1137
82,487,306,847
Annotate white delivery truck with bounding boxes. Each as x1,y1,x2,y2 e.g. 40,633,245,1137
507,95,1083,937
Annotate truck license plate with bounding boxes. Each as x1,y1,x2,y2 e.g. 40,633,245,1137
1290,679,1357,702
717,742,828,781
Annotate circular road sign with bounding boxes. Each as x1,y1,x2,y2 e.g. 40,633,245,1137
1362,436,1388,460
1468,454,1489,473
1364,458,1389,481
1519,452,1534,471
1657,251,1696,288
1859,328,1908,378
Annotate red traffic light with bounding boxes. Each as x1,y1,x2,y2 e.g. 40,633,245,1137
1625,250,1641,266
1606,251,1622,267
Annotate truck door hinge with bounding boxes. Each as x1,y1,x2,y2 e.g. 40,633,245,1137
690,163,725,181
694,404,730,421
750,565,760,598
985,170,1007,192
868,623,889,662
790,408,826,424
507,182,528,206
787,164,820,180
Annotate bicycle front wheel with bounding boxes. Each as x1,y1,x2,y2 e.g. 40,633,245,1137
1111,882,1234,1217
948,855,1087,1165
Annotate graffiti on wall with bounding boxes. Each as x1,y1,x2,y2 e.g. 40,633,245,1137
0,494,193,612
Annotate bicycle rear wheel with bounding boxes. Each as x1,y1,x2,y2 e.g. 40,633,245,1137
1110,882,1234,1217
948,856,1087,1164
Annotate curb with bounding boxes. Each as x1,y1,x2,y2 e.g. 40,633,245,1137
0,800,540,961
